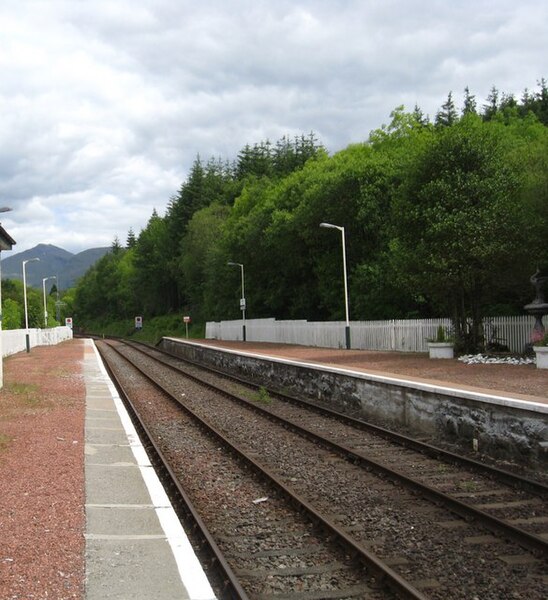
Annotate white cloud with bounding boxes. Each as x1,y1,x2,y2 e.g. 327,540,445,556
0,0,546,256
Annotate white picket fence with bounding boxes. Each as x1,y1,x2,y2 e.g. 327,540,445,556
206,316,536,353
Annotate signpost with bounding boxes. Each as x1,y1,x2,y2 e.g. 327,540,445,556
65,317,73,329
135,316,143,330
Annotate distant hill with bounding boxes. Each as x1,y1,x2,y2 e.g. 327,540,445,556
1,243,110,289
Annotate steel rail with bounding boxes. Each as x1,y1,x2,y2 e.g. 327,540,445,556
103,339,429,600
147,338,548,498
95,342,251,600
122,339,548,558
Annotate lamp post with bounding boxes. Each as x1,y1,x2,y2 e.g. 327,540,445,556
227,261,246,341
23,258,40,352
42,275,57,328
320,222,351,349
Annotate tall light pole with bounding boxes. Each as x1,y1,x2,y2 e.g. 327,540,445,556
227,261,246,342
42,275,57,328
23,258,40,352
320,222,351,349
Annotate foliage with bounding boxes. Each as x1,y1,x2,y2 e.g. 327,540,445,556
428,325,453,344
535,332,548,347
3,298,22,329
0,279,48,329
70,81,548,353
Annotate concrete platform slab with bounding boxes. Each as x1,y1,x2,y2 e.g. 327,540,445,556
83,339,216,600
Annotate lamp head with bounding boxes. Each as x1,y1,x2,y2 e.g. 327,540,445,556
320,222,342,230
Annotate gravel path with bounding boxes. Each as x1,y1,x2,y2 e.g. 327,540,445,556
0,340,85,600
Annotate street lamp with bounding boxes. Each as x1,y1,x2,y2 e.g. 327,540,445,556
42,275,57,328
23,258,40,352
227,261,246,341
320,222,351,349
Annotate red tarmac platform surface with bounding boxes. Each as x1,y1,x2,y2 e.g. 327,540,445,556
0,338,214,600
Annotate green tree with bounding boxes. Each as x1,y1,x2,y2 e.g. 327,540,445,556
179,203,230,321
3,298,22,329
132,211,177,315
462,86,477,116
436,92,458,126
391,115,533,350
126,228,136,248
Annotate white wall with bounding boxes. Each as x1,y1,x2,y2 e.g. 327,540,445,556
0,326,74,388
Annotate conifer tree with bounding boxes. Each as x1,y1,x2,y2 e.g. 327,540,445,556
435,92,458,126
462,86,477,115
126,228,136,249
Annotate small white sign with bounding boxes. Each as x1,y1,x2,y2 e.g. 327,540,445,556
135,316,143,329
65,317,73,329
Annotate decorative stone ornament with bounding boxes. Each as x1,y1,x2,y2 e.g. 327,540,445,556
533,346,548,369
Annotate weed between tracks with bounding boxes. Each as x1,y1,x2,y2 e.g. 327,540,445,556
242,385,272,405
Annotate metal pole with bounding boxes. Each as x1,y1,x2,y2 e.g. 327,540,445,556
42,276,56,328
340,227,351,350
23,262,30,352
42,278,47,328
320,222,351,349
228,261,247,342
23,258,40,352
240,263,246,342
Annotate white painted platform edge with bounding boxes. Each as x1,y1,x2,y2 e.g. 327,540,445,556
89,340,217,600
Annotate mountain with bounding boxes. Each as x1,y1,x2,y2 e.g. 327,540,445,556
1,243,110,289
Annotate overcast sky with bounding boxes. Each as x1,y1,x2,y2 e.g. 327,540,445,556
1,0,546,256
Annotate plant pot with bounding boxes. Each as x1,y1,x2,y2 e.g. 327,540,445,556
533,346,548,369
428,342,454,359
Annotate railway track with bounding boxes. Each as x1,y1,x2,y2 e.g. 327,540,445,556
96,338,548,599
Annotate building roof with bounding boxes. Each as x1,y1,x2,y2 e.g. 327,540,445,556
0,224,16,251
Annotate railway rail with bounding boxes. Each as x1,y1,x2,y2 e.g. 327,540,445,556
96,338,547,599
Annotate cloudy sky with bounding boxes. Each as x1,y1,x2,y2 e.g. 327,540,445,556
1,0,546,256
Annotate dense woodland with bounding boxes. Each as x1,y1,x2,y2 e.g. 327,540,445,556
71,81,548,351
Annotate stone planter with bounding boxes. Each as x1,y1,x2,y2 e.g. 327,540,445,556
533,346,548,369
428,342,454,359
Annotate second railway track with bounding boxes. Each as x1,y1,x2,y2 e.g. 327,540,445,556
96,338,548,600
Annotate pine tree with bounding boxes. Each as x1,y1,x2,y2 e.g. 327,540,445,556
435,92,458,126
482,86,499,121
412,104,430,126
126,228,136,249
462,86,477,116
111,236,122,254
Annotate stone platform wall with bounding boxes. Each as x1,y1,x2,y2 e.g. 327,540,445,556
159,337,548,469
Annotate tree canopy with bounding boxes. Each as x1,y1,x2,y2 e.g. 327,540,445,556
70,82,548,351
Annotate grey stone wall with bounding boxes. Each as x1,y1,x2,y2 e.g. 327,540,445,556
159,338,548,469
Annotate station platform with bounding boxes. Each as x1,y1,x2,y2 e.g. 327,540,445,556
1,336,546,599
83,339,216,600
